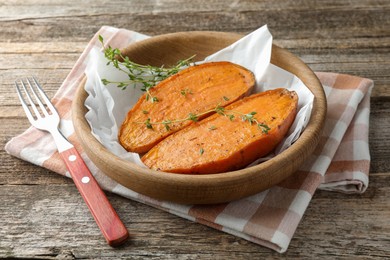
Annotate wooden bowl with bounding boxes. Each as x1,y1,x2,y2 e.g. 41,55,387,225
72,31,326,204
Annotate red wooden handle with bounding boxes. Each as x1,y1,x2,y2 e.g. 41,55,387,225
60,147,129,246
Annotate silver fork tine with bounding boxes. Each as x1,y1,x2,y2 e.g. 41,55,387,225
15,80,39,123
30,76,57,115
26,77,49,117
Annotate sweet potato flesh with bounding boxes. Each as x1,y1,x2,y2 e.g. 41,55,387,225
142,88,298,174
119,61,255,153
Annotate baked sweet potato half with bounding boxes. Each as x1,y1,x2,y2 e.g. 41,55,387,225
119,61,255,153
142,88,298,174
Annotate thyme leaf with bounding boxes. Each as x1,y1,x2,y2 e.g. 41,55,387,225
145,118,153,129
188,113,199,122
180,88,193,97
258,123,271,134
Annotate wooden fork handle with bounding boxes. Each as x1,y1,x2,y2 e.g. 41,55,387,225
60,147,129,246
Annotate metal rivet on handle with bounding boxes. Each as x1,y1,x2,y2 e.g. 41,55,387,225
81,177,90,184
68,155,77,161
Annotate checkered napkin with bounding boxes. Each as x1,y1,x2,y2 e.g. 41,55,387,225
5,26,373,253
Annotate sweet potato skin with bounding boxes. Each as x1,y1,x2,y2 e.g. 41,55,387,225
119,61,255,153
142,88,298,174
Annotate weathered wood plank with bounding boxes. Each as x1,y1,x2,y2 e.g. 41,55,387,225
1,0,388,22
0,7,389,41
0,174,389,259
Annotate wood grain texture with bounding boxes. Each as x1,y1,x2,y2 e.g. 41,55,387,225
1,0,389,258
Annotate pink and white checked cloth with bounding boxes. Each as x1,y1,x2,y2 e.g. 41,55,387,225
5,26,373,253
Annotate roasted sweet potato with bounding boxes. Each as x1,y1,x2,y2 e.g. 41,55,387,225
119,61,255,153
142,88,298,174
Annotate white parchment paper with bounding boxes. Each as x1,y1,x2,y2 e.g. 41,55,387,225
84,25,314,167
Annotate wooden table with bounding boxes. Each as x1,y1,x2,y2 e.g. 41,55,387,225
1,1,389,258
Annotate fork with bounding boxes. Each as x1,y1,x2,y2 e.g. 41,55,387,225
15,77,129,246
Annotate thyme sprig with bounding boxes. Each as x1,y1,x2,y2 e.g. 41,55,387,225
216,107,271,134
139,103,271,134
99,35,194,102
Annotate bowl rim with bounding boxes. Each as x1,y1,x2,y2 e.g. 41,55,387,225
72,31,327,204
